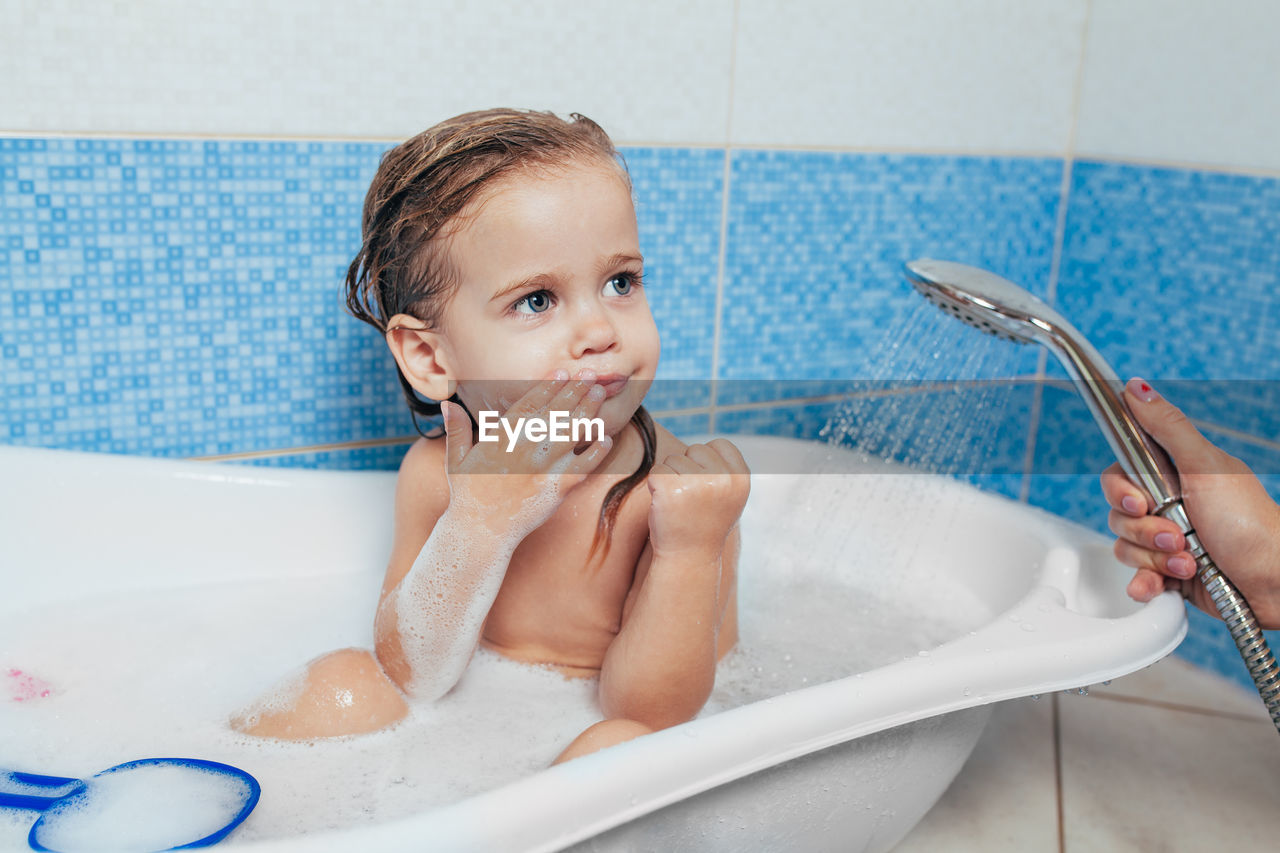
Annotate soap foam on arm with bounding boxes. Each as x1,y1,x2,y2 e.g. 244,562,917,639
377,506,530,702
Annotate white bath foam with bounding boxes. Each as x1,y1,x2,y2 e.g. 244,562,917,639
0,547,990,848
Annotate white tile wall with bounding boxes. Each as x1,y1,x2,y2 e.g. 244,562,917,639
8,0,1280,174
1076,0,1280,172
730,0,1087,154
0,0,735,144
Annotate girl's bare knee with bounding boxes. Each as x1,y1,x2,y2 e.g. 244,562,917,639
552,718,654,765
231,647,409,740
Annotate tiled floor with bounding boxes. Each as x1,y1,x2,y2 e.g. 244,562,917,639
893,655,1280,851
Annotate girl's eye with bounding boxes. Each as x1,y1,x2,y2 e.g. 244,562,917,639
515,290,553,315
606,272,642,296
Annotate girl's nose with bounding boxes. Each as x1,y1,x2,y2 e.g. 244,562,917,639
570,303,619,358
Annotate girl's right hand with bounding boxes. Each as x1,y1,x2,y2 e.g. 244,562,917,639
441,370,613,539
1101,377,1280,628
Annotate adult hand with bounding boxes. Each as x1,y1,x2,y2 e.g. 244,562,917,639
1101,378,1280,628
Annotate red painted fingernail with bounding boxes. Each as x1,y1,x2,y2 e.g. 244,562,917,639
1126,377,1159,403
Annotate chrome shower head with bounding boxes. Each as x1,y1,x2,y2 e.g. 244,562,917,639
903,257,1172,497
903,258,1068,347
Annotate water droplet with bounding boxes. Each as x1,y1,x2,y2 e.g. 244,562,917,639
1031,694,1040,701
962,687,972,697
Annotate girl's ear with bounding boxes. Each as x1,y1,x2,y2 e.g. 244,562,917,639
385,314,455,403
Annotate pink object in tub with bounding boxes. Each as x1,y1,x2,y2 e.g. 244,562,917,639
6,669,53,702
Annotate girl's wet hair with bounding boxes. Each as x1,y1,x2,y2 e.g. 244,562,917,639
345,108,656,558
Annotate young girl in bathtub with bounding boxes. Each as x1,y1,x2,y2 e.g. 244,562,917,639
232,109,750,763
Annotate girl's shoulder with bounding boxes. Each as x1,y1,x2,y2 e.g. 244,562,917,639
400,434,448,471
393,435,450,519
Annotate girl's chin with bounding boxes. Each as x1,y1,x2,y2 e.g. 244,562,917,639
600,389,650,429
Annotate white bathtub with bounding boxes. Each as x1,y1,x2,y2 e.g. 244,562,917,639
0,435,1185,852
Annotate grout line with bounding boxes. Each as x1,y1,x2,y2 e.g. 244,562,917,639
708,148,732,436
1051,0,1090,306
1069,152,1280,181
16,125,1277,179
0,129,403,144
1084,690,1272,724
187,404,721,462
1053,693,1066,853
1019,362,1044,505
725,0,740,146
700,142,1065,159
187,435,417,462
183,378,1051,463
0,127,1058,160
1028,375,1280,457
710,376,1046,415
651,405,714,420
1025,0,1092,510
1194,418,1280,455
6,140,1280,182
707,0,740,435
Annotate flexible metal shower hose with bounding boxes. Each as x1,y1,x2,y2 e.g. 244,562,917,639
1187,530,1280,733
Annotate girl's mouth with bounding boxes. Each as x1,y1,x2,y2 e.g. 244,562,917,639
595,374,630,399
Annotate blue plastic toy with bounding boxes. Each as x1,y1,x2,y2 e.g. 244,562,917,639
0,758,260,851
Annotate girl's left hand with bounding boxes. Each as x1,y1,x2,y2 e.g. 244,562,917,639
646,439,750,559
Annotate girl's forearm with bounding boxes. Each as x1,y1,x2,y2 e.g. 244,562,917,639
599,550,723,728
375,508,518,701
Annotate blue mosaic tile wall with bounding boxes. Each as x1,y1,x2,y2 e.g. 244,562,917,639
625,147,722,408
717,151,1061,404
1054,160,1280,438
0,137,405,457
715,383,1034,499
0,139,724,462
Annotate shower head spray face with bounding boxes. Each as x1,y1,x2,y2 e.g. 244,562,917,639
903,259,1069,347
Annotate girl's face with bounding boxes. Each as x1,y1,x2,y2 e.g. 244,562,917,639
433,159,660,436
